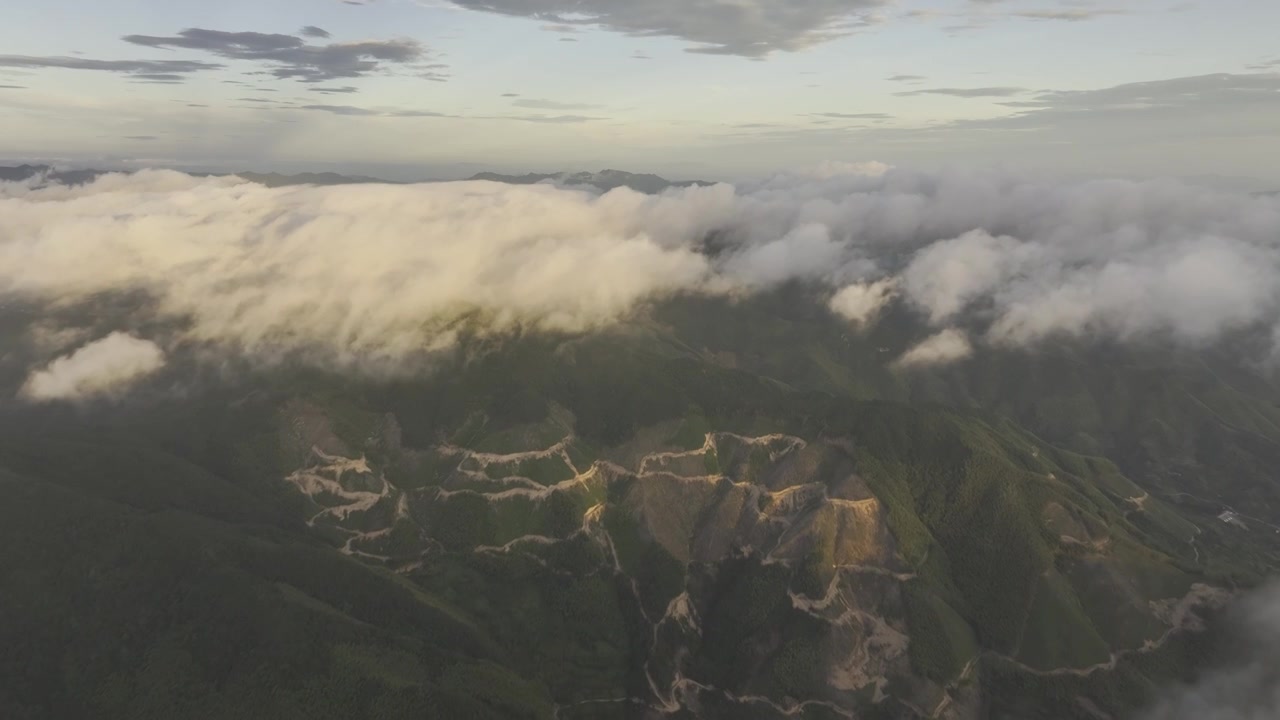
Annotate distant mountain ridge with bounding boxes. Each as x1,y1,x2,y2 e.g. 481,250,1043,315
1,164,710,194
468,168,713,193
0,164,390,188
232,171,391,187
0,164,108,186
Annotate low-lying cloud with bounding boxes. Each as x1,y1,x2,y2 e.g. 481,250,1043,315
895,86,1026,98
1138,583,1280,720
20,333,166,401
895,328,973,368
3,164,1280,379
829,278,897,327
1,172,727,373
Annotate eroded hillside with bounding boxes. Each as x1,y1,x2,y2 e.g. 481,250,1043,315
276,390,1265,720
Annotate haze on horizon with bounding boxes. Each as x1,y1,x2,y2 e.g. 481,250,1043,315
1,0,1278,186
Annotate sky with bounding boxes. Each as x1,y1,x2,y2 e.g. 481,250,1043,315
1,0,1278,184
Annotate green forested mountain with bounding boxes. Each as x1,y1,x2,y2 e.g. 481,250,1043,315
2,292,1277,720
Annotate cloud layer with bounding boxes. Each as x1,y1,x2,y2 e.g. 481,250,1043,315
1,26,442,87
3,164,1280,379
1,172,728,373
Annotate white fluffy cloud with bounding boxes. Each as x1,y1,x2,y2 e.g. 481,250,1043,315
20,333,166,401
732,169,1280,349
3,165,1280,378
900,230,1027,324
724,223,847,287
829,278,897,327
895,328,973,368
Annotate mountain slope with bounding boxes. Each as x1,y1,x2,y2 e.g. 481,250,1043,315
4,311,1276,719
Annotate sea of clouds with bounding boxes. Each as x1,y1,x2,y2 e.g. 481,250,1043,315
3,162,1279,399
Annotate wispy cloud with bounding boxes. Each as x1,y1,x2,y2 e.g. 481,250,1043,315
811,111,894,120
512,98,602,110
450,0,889,57
122,28,441,83
297,104,451,117
1013,8,1123,22
0,54,220,82
895,86,1027,97
903,1,1125,32
840,72,1280,176
131,73,188,84
497,114,607,124
1,26,445,88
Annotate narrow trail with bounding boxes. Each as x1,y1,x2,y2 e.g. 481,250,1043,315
283,445,401,560
552,697,653,719
637,431,806,476
1126,492,1150,512
929,659,977,719
990,584,1232,678
663,675,857,719
638,433,717,475
1160,491,1280,532
432,463,603,502
437,435,576,466
835,563,918,582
